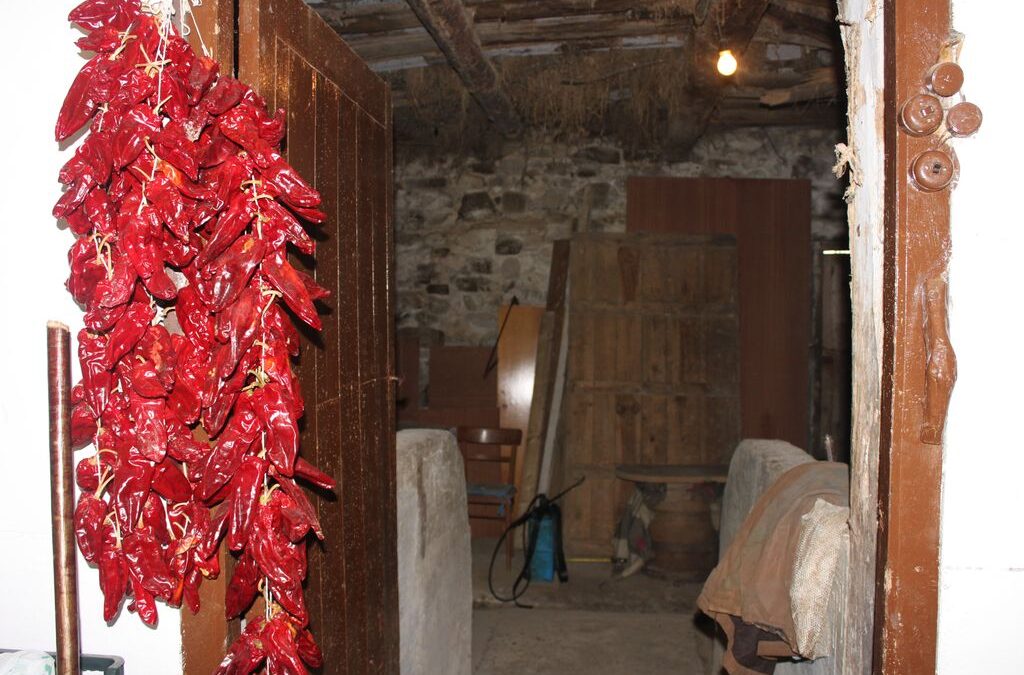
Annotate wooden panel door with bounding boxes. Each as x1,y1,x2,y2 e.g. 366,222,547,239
562,233,740,559
626,177,812,450
239,1,397,672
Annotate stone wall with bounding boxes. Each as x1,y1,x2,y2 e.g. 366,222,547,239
396,127,845,346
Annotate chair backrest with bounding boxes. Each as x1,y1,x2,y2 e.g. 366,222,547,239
455,426,522,478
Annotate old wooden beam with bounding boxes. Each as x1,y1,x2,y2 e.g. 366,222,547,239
667,0,771,156
343,14,690,65
320,0,698,35
759,66,838,106
404,0,522,136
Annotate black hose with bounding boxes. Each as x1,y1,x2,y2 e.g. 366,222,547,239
486,476,585,608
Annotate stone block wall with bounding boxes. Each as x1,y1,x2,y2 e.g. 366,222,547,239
396,127,845,346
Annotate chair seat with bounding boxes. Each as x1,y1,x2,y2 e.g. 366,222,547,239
466,482,516,501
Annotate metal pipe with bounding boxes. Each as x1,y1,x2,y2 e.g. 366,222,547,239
47,321,79,675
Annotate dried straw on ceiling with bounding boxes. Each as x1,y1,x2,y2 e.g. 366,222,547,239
398,48,695,149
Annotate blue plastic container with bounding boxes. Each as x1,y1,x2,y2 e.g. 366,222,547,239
529,513,556,582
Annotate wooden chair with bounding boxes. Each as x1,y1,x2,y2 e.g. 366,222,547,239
456,426,523,571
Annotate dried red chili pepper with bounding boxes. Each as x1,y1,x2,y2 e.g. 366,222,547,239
58,2,334,661
55,55,104,142
152,457,192,502
225,550,260,619
263,613,309,674
263,251,322,331
215,617,268,675
293,457,336,491
198,403,261,500
249,493,303,589
294,627,323,669
228,455,268,551
251,382,299,475
111,461,153,533
269,579,308,628
260,154,321,210
129,390,168,462
272,475,324,541
103,301,155,368
260,200,315,256
78,330,111,416
197,191,257,267
123,530,177,601
127,574,159,626
69,0,141,32
197,234,266,312
74,492,109,564
98,520,127,622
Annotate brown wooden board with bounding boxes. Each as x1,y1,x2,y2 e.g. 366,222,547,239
561,233,740,560
179,2,236,669
427,345,497,409
874,1,953,671
518,311,555,514
237,1,397,671
519,240,572,513
497,304,545,514
626,176,812,450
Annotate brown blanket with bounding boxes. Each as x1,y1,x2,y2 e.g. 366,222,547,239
697,462,849,674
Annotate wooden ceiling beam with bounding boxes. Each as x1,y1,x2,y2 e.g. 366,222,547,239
404,0,522,136
319,0,698,34
344,15,691,64
667,0,772,156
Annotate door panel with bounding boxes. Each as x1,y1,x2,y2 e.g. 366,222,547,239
626,176,812,450
562,233,740,566
238,0,397,671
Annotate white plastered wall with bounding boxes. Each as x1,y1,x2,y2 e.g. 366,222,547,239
0,3,183,672
937,2,1024,673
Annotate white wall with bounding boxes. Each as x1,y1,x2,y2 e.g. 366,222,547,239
938,3,1024,673
0,4,183,671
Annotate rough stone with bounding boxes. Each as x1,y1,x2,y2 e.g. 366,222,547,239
426,284,450,295
396,128,845,346
407,176,448,189
453,276,491,293
499,257,520,279
458,191,496,220
501,191,527,213
414,263,435,285
572,144,622,164
466,257,493,274
397,430,471,675
495,235,523,256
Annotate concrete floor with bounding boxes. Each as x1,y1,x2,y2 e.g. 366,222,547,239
471,538,715,674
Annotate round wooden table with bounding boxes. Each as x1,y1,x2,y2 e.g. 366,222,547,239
614,464,729,579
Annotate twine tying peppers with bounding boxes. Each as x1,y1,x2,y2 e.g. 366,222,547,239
55,0,335,671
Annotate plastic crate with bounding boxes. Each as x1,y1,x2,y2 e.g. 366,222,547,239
0,649,124,675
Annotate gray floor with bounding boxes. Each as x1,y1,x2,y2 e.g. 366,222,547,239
471,538,714,674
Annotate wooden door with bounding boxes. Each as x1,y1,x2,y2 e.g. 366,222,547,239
239,1,397,671
562,233,740,559
626,177,812,450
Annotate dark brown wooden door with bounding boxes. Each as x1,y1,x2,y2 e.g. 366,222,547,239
627,177,811,450
239,1,397,671
562,233,740,561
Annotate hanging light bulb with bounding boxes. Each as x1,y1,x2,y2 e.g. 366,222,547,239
717,49,738,76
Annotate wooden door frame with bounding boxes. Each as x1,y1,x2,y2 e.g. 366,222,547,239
873,0,953,671
842,0,954,671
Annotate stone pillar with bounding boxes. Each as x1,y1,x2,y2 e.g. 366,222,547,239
397,429,472,675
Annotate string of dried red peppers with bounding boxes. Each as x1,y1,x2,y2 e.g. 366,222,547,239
55,1,334,671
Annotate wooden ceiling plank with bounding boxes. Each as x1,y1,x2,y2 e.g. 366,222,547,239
667,0,772,156
759,66,838,106
404,0,523,136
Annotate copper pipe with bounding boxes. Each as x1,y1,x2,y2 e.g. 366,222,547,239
47,321,79,675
